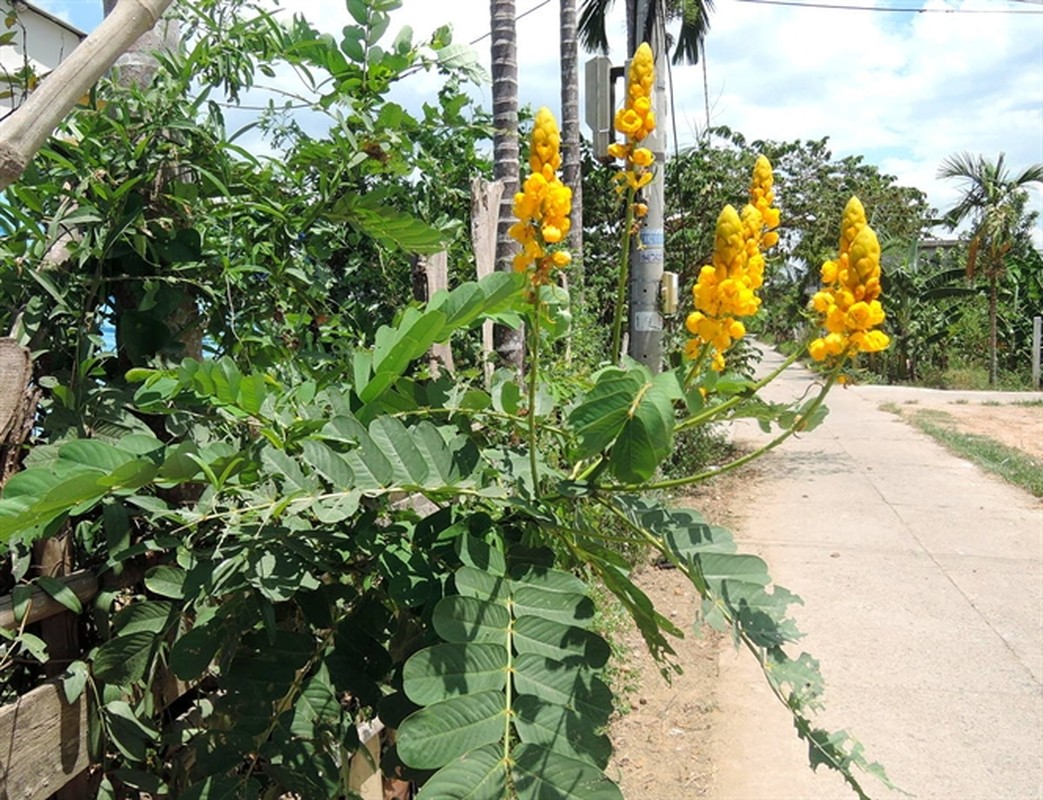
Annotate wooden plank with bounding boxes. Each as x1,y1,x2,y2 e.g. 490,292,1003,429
471,179,504,386
0,570,98,630
0,338,29,441
349,720,384,800
424,250,454,375
0,679,90,800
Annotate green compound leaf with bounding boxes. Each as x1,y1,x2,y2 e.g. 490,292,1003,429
567,366,678,483
334,195,448,255
512,654,613,726
361,307,448,403
432,596,510,646
397,690,507,769
454,565,511,603
511,585,596,629
414,744,507,800
512,615,610,668
401,559,620,798
369,416,430,486
511,743,623,799
512,695,612,769
403,643,509,705
616,495,899,798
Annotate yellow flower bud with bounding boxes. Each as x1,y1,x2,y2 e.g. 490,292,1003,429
632,147,654,167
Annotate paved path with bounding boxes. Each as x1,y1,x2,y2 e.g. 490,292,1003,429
709,347,1043,800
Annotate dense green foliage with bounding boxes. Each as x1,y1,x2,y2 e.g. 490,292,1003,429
0,2,980,798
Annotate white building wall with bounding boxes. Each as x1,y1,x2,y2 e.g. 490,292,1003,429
0,1,85,110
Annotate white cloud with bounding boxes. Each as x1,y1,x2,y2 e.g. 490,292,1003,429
30,0,1043,242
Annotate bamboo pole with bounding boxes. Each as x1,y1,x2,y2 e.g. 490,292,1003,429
0,0,175,190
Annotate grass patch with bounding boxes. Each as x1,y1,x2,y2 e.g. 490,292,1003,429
889,408,1043,499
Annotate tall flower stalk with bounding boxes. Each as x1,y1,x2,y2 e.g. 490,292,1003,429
808,196,890,363
685,155,780,379
509,107,572,491
607,41,656,362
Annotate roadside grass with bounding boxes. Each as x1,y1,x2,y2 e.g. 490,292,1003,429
881,404,1043,499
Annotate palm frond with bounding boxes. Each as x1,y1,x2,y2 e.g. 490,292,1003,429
669,0,714,64
578,0,615,54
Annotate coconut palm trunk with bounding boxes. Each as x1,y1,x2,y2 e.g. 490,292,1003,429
490,0,524,370
560,0,584,302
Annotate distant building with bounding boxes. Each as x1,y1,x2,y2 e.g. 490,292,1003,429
0,0,85,111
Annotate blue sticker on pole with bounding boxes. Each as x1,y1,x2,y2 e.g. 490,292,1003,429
640,230,664,246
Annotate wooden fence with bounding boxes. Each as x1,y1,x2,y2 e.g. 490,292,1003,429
0,567,386,799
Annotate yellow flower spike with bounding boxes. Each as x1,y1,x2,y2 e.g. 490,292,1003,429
809,196,890,365
609,42,657,209
632,148,654,167
839,196,867,255
509,107,571,286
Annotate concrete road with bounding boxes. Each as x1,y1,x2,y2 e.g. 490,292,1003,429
709,347,1043,800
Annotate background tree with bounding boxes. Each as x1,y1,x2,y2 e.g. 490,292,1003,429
939,152,1043,384
0,0,175,189
561,0,584,302
578,0,714,63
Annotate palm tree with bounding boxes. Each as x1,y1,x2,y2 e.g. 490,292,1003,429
490,0,524,369
578,0,714,64
939,152,1043,384
560,0,584,299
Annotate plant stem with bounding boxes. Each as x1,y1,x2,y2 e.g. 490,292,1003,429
675,346,805,435
527,293,542,496
609,187,638,364
609,371,838,493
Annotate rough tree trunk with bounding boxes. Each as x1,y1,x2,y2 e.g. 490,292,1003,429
490,0,524,371
560,0,584,305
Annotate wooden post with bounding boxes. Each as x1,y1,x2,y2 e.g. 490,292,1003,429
348,720,384,800
1032,315,1041,389
0,680,90,800
411,252,454,377
0,338,32,484
471,178,504,385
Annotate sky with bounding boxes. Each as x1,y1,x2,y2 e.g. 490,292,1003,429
32,0,1043,238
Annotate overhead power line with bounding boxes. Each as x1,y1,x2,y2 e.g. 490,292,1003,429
735,0,1043,12
469,0,553,46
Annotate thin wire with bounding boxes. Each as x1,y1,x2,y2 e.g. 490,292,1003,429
735,0,1043,12
469,0,554,45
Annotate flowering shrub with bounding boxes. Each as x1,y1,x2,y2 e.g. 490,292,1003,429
0,12,896,799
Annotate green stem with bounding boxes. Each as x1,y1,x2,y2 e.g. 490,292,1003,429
609,186,638,364
527,297,542,496
683,341,712,390
675,346,805,435
606,370,839,493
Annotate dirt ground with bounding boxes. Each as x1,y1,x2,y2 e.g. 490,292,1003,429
606,471,755,797
607,395,1041,797
882,397,1043,461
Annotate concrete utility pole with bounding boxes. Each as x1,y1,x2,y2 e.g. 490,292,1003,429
628,0,666,372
